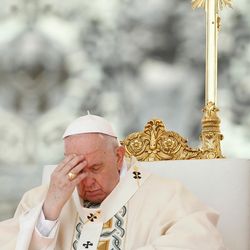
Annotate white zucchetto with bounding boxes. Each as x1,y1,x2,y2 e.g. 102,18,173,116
62,114,117,139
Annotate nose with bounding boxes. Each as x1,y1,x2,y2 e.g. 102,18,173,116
83,174,96,190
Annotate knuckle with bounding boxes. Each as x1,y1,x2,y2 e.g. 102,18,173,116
66,161,75,170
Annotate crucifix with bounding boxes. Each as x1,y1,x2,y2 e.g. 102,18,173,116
122,1,234,160
192,0,232,105
192,0,233,158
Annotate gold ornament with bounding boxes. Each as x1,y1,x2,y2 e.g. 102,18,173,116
191,0,233,10
121,103,224,161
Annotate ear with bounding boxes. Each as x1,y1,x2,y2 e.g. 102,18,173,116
115,146,126,171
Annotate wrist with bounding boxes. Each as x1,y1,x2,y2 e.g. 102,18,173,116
43,200,62,220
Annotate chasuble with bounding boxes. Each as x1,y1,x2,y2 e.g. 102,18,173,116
0,159,227,250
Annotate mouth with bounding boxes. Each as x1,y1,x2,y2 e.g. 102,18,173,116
85,190,102,197
84,189,106,202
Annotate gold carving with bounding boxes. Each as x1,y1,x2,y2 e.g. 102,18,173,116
191,0,233,10
121,120,200,161
200,102,224,159
192,0,206,9
121,103,224,161
217,16,221,31
218,0,233,10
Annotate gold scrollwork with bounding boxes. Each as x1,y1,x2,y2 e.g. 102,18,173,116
200,101,224,159
192,0,206,9
218,0,233,10
191,0,233,10
121,102,224,161
121,120,200,161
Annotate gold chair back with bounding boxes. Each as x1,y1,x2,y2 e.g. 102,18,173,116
121,103,224,161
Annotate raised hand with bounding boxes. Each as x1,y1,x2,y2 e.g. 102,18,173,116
43,155,87,220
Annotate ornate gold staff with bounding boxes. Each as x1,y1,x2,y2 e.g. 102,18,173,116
122,1,233,161
192,0,232,158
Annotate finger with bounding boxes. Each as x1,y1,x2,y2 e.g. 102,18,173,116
68,160,87,175
55,154,76,172
71,172,87,186
65,161,87,182
61,155,86,175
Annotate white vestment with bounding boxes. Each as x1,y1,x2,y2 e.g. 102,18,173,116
0,159,227,250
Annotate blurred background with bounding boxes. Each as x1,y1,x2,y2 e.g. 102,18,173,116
0,0,249,220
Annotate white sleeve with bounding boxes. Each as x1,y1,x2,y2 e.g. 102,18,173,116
36,209,59,237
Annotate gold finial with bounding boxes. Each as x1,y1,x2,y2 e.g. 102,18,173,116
192,0,206,9
200,102,224,158
192,0,233,10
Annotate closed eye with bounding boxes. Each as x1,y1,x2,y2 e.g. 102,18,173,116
90,164,103,172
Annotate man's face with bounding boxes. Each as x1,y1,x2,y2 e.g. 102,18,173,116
64,133,125,203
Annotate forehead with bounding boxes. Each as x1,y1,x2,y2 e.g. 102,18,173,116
64,133,107,156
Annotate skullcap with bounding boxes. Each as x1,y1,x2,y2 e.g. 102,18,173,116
62,114,117,139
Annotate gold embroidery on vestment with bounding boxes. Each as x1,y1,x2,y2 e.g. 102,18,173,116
97,218,112,250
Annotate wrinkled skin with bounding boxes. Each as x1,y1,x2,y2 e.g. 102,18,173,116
43,133,125,220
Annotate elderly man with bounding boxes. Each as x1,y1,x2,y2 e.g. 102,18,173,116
0,114,226,250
